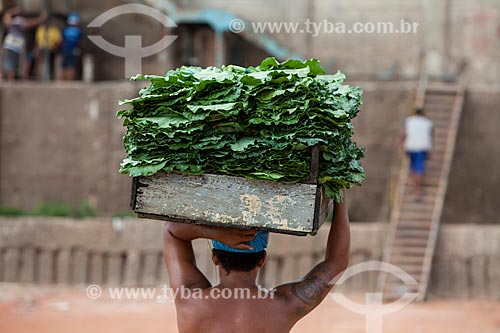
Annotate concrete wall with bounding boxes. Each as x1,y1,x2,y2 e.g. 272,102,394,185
0,82,134,215
1,218,499,300
0,81,415,220
1,82,499,222
442,89,500,224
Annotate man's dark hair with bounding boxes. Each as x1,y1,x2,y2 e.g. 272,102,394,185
213,249,265,273
415,107,424,115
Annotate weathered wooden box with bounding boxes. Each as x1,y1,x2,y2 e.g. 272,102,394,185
130,148,333,235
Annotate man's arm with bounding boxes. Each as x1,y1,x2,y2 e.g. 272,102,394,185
275,192,350,319
163,222,256,290
2,6,20,26
23,11,47,29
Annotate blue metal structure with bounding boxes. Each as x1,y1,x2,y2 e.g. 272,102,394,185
166,6,304,66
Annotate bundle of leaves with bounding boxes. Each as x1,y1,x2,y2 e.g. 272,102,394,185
118,58,364,202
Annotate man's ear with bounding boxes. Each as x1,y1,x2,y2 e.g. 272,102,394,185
211,249,220,266
257,251,267,268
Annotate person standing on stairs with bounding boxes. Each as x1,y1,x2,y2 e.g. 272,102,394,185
400,107,434,199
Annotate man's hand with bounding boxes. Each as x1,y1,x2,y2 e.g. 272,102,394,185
165,222,256,249
209,227,257,250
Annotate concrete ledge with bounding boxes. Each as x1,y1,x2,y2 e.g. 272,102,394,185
0,218,498,299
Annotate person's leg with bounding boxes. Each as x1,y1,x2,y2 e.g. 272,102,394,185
48,51,56,80
23,51,35,80
6,69,15,80
413,152,427,199
34,48,43,80
3,49,19,81
414,172,423,197
61,52,77,80
67,66,76,80
407,152,417,193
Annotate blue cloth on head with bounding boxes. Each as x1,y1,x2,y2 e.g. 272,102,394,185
212,231,269,253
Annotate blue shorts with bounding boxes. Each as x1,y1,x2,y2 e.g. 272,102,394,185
407,151,428,175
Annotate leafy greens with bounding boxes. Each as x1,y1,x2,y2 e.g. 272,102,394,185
118,57,364,202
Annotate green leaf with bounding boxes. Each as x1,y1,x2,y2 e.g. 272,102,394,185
117,57,365,199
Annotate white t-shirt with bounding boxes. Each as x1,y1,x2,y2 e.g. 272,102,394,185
404,115,433,152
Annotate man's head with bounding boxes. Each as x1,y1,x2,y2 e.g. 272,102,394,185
211,230,269,273
415,107,424,115
67,12,80,26
212,249,266,273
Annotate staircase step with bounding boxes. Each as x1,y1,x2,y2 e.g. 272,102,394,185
383,290,419,301
400,203,434,212
433,139,449,146
434,130,450,137
427,161,445,169
434,124,451,130
426,106,454,112
393,238,428,247
424,99,455,104
434,119,453,126
399,211,432,220
395,229,430,238
399,266,423,276
427,116,452,122
426,83,460,93
395,227,429,236
396,221,432,229
386,270,421,281
424,107,453,113
426,91,457,96
392,248,427,257
424,170,445,178
384,280,420,292
402,195,435,204
424,100,456,107
423,179,441,186
390,255,425,264
398,220,430,232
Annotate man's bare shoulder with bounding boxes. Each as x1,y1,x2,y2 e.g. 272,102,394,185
175,287,294,333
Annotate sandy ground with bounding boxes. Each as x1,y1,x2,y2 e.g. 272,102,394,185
0,283,499,333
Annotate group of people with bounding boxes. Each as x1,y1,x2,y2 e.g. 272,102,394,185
1,6,83,81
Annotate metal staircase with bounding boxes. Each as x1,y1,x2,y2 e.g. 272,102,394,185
378,82,465,301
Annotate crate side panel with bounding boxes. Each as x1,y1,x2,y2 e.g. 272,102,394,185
135,173,317,233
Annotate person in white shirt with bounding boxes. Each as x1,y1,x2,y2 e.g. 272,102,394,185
1,7,46,80
400,108,433,198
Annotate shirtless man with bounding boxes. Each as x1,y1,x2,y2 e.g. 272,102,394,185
163,192,350,333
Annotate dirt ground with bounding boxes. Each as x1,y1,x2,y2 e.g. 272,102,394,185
0,283,499,333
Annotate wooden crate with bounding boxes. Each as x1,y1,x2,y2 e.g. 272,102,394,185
130,147,333,235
